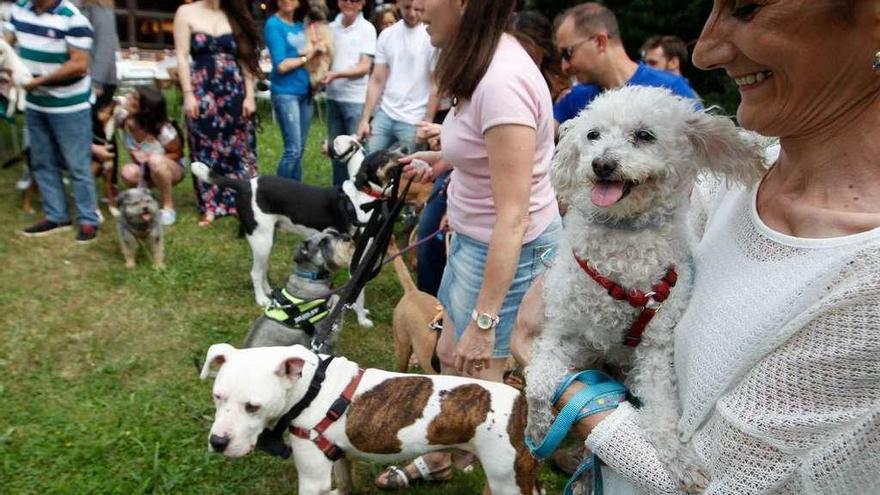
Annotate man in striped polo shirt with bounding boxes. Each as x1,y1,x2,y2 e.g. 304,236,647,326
5,0,99,242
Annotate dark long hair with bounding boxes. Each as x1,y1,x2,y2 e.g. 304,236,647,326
269,0,310,22
433,0,516,102
510,10,570,101
220,0,263,77
133,86,182,141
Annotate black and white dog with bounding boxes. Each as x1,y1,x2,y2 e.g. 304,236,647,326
190,137,402,310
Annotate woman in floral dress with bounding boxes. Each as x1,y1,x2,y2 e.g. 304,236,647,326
173,0,262,225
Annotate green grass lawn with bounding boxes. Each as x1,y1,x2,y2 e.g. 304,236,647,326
0,101,566,494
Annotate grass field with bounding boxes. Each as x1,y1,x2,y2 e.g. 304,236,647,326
0,99,567,494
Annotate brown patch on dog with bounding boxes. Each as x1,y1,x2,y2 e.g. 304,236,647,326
426,384,492,445
508,393,539,494
345,376,433,454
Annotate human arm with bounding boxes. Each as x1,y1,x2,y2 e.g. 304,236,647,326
423,81,439,123
265,20,315,75
243,68,256,119
173,7,197,119
400,150,452,183
452,124,535,375
356,62,388,141
23,46,89,91
323,53,372,84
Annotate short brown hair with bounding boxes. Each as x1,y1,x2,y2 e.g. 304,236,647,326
557,2,620,40
641,35,688,65
434,0,517,102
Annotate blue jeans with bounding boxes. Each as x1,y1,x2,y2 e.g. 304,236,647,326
26,107,98,226
272,92,313,181
367,108,416,155
438,217,562,358
416,171,451,296
327,99,364,186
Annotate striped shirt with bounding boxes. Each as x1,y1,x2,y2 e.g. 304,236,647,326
5,0,93,113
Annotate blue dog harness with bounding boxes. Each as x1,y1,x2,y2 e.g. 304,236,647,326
526,370,629,495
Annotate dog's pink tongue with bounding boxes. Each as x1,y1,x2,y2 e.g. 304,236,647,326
591,181,626,207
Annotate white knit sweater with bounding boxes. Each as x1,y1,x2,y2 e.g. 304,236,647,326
586,180,880,495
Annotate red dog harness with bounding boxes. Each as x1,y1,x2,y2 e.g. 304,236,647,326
573,251,677,347
290,369,365,460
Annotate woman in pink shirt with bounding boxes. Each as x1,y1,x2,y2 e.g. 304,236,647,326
375,0,560,488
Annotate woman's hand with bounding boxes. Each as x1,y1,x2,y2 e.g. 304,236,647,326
400,150,449,183
243,96,256,119
184,92,199,120
454,321,495,376
416,121,441,144
555,380,616,439
301,45,316,61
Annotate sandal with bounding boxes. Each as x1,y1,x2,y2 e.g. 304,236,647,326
197,213,214,226
375,455,453,490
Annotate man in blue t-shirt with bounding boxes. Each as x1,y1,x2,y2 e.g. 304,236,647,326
552,3,699,130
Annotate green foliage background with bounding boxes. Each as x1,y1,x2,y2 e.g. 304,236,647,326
527,0,742,114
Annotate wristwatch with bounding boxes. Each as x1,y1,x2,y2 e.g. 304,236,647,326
471,310,500,331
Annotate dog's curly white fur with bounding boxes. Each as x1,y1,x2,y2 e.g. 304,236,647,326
525,86,767,493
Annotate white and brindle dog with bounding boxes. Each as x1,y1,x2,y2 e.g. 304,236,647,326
201,343,538,495
191,136,399,320
526,86,766,493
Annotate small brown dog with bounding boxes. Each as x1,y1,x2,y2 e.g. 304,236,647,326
389,240,442,374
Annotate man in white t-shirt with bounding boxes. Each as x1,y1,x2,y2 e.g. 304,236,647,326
356,0,437,154
323,0,377,186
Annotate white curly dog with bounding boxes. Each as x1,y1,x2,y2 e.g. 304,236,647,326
525,86,766,493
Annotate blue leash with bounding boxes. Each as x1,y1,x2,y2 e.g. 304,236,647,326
525,370,628,495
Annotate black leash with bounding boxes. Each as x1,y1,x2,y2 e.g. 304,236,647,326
309,166,413,353
255,355,335,459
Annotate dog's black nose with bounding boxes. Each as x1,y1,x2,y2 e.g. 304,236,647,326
209,434,230,452
592,157,619,179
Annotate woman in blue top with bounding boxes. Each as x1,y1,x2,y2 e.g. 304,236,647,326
264,0,320,180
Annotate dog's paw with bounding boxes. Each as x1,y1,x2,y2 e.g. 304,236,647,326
357,316,374,328
670,461,710,494
125,260,136,269
256,294,272,307
154,262,166,271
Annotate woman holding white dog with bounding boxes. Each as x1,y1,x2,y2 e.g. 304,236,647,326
519,1,880,493
374,0,561,489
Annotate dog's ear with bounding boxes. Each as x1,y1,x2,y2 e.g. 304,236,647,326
275,355,305,380
684,110,768,185
201,343,236,380
116,189,129,208
550,118,584,201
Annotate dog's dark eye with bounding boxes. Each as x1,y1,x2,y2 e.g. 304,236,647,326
586,130,600,141
244,403,261,414
634,129,656,143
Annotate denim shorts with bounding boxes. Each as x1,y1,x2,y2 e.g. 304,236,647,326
438,217,561,358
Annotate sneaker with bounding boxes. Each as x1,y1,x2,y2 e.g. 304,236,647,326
22,219,73,237
15,170,32,191
159,208,176,226
76,224,98,244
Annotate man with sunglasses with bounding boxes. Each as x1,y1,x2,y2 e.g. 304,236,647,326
552,3,697,132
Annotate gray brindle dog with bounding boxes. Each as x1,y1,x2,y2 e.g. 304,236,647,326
243,229,355,350
116,188,164,269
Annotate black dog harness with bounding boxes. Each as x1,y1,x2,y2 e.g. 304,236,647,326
255,356,334,459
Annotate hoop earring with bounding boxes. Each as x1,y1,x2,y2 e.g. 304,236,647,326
874,50,880,71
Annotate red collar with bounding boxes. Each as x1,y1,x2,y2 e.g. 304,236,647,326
360,186,384,198
573,251,677,347
290,368,365,460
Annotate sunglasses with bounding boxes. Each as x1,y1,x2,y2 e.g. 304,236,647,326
559,35,600,62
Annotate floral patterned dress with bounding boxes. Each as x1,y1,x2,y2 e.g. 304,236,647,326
188,32,258,218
